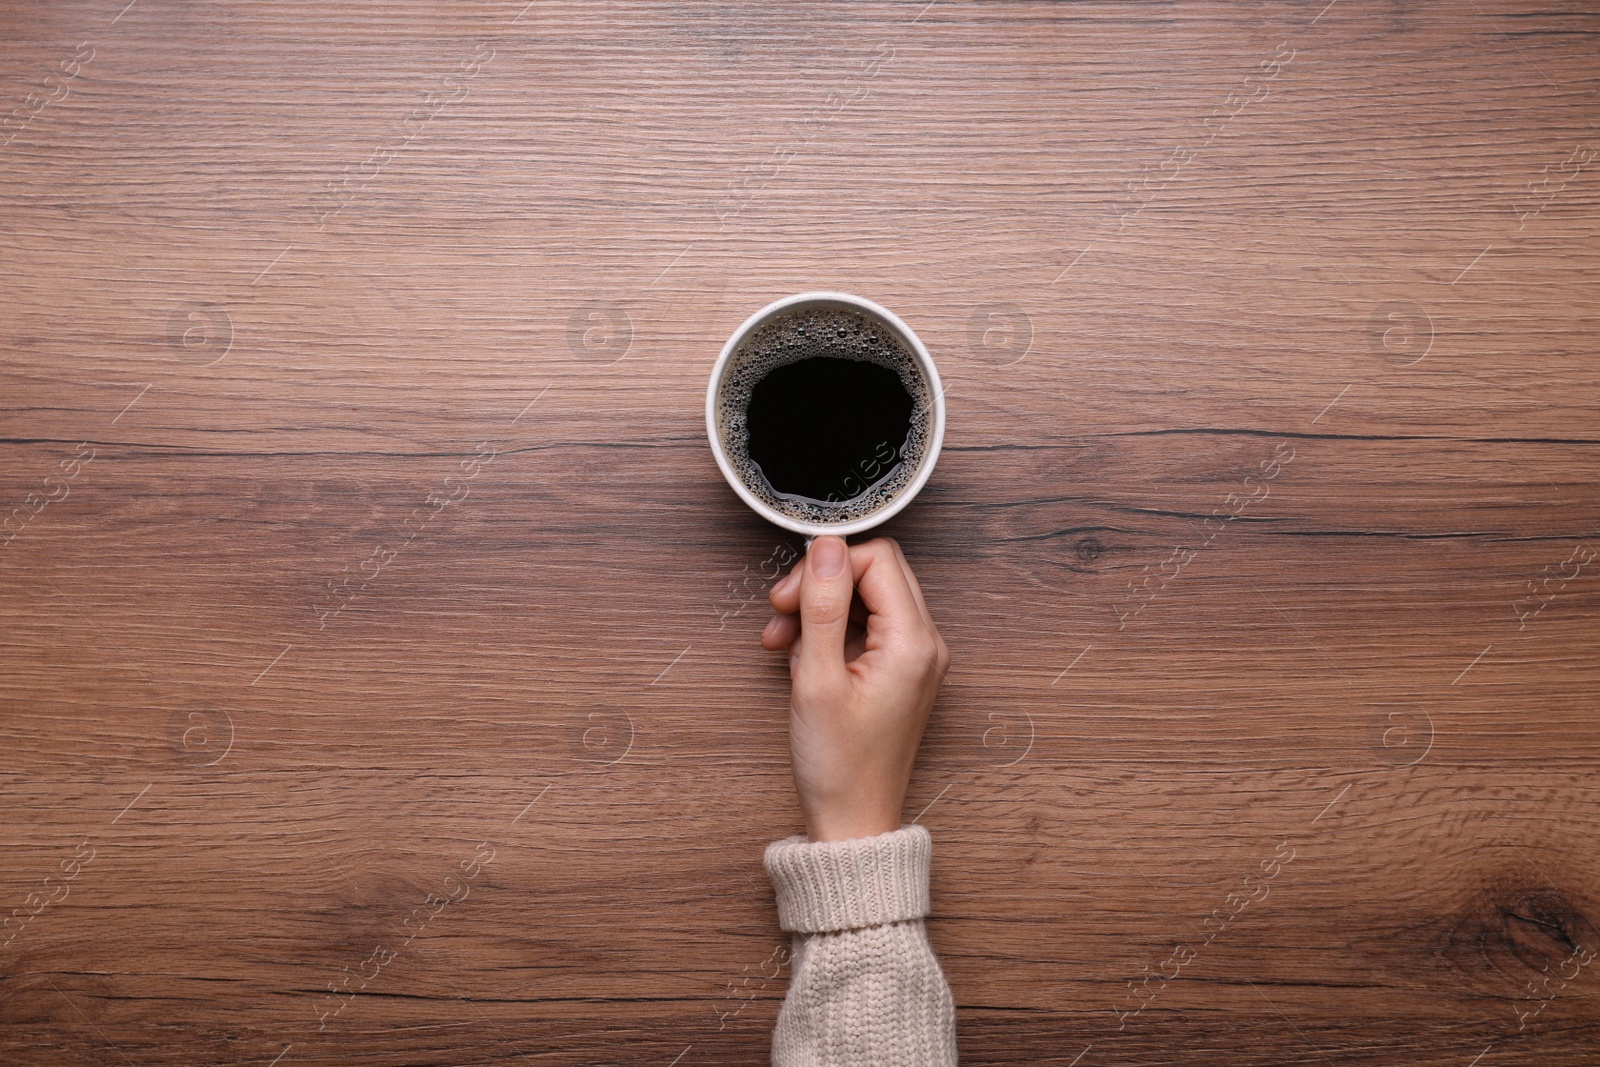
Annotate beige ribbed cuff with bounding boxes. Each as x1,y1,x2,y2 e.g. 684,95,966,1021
763,824,932,934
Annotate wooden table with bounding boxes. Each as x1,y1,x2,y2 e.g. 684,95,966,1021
3,1,1597,1063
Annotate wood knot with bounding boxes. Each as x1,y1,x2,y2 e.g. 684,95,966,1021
1430,879,1599,993
1496,887,1592,961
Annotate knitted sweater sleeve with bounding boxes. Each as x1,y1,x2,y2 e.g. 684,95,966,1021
762,824,959,1066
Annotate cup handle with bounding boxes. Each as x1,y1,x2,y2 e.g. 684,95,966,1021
802,533,851,554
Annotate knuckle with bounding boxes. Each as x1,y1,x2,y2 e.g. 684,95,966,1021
792,673,845,707
801,588,849,625
862,537,895,561
894,631,948,676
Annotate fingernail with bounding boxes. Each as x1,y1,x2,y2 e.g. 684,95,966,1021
761,616,777,641
811,536,846,578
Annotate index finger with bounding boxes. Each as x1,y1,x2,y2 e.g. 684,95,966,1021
847,539,927,637
878,537,935,633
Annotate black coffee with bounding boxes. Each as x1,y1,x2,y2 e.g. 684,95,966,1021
746,356,912,504
716,303,932,525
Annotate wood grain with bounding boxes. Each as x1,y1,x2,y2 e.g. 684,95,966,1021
3,0,1598,1063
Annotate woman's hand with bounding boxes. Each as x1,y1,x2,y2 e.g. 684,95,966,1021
760,536,950,843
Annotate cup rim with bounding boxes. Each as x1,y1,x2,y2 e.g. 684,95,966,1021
705,290,945,538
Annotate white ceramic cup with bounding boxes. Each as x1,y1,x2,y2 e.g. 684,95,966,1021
705,291,945,538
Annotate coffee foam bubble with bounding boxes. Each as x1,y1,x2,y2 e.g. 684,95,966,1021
717,304,932,525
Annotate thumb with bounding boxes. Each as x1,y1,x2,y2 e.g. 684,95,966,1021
794,535,853,691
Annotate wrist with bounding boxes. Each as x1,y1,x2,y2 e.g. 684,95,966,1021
802,800,904,843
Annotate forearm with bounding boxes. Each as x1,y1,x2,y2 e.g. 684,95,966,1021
764,824,958,1066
